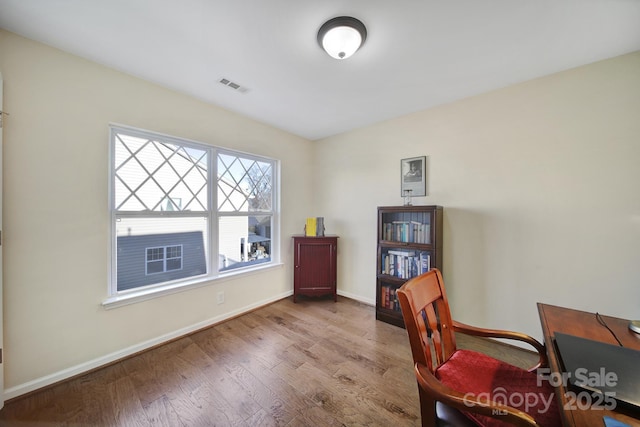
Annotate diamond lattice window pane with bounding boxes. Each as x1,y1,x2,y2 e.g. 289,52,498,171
117,158,148,193
118,195,147,211
114,177,132,209
183,168,207,192
115,134,147,169
137,141,166,174
114,132,209,212
137,180,165,210
154,162,181,193
217,154,272,213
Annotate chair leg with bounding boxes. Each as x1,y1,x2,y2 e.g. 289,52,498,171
418,386,438,427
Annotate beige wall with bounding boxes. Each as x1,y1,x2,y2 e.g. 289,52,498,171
314,52,640,340
0,29,315,397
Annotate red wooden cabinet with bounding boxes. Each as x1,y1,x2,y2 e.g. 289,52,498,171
292,235,338,302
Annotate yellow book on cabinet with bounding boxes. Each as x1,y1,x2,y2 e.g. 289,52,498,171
305,217,317,236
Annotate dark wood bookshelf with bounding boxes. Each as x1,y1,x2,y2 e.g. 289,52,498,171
376,205,443,328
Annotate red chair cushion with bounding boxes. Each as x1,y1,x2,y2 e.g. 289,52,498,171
435,349,561,427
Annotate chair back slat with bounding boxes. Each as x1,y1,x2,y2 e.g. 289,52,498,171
424,304,443,365
397,269,457,372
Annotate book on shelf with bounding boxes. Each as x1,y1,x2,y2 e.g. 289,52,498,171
419,252,431,274
384,286,392,309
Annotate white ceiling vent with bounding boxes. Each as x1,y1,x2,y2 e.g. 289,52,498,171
219,78,249,94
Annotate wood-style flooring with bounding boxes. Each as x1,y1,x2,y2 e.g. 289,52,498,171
0,296,538,426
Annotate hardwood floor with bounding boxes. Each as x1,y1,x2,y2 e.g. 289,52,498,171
0,296,538,426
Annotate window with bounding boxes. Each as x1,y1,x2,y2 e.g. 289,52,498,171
109,125,278,298
217,153,274,272
146,245,183,275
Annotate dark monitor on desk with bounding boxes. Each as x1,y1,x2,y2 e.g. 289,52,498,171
553,332,640,412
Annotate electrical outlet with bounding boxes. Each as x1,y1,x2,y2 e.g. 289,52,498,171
217,291,225,305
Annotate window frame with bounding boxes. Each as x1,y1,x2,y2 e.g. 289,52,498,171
105,124,281,308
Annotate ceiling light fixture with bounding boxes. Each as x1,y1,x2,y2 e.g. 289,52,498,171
317,16,367,60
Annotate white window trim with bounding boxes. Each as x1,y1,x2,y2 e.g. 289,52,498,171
102,261,284,309
105,124,281,308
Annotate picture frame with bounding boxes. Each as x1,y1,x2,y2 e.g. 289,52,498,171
401,156,426,197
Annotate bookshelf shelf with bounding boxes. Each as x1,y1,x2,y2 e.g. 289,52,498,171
376,205,443,328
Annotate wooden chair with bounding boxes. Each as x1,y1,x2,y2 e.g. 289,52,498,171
396,269,561,427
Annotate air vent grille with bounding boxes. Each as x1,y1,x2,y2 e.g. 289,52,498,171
219,78,249,93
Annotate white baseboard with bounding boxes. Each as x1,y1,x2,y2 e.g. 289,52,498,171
4,290,293,401
337,289,375,306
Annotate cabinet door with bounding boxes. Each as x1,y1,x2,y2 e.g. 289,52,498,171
295,239,336,291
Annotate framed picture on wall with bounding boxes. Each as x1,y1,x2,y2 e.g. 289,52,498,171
401,156,426,197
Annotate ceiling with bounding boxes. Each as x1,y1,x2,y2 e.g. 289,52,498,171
1,1,639,141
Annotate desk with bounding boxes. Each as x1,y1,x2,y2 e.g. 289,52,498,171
538,303,640,427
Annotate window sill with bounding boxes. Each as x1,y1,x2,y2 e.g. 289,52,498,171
102,262,284,310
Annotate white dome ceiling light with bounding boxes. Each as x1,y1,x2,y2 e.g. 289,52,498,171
317,16,367,60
